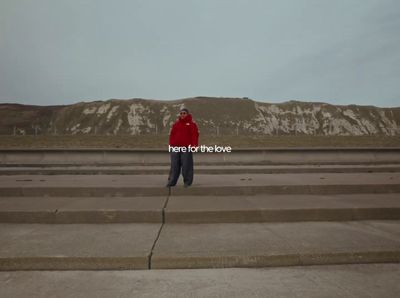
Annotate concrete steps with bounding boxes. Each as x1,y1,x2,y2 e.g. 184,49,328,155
1,172,399,196
1,220,399,270
0,154,399,271
1,194,400,223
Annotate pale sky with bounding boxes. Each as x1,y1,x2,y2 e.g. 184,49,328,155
0,0,399,107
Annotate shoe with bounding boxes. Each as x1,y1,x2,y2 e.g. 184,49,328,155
166,183,174,188
184,184,190,188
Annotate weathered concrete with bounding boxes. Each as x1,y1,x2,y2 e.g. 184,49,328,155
1,147,400,165
2,220,400,271
0,174,170,196
0,149,399,274
0,196,166,223
2,193,400,223
165,193,400,223
1,264,400,298
151,220,400,269
0,223,161,270
1,163,400,175
0,173,399,196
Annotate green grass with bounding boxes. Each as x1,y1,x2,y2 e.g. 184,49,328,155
0,135,399,149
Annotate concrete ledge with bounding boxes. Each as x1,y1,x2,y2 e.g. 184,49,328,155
0,210,163,224
165,194,400,223
0,223,161,271
2,219,400,270
0,257,149,271
170,184,400,196
151,221,400,269
1,184,399,197
1,147,400,165
151,251,400,269
0,196,165,223
165,208,400,223
1,173,399,196
1,164,400,175
0,187,169,197
2,194,400,224
2,263,400,297
4,208,400,224
2,264,400,297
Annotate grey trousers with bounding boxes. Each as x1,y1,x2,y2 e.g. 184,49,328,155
167,151,194,186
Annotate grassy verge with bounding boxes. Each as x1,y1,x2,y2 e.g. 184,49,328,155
0,135,399,149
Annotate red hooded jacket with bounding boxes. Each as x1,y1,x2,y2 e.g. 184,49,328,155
169,113,199,147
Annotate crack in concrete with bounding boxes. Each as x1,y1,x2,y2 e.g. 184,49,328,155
148,189,170,269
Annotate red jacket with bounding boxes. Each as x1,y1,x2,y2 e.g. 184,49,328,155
169,114,199,147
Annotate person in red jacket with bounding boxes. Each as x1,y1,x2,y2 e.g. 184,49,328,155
166,108,199,188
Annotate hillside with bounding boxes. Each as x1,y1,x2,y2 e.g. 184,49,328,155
0,97,399,136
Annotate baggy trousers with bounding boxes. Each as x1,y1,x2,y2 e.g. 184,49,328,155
167,151,194,186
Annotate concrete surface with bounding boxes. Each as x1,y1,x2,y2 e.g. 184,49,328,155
1,193,400,223
2,163,400,175
2,220,400,271
1,172,398,187
0,223,161,270
1,149,399,276
165,193,400,223
1,147,400,165
1,263,400,298
1,172,399,196
151,220,400,269
0,196,166,223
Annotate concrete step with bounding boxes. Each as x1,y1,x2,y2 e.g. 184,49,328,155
2,264,400,297
0,196,166,223
1,164,400,175
0,173,399,196
151,220,400,269
1,194,400,223
1,147,400,166
0,223,161,270
1,220,400,270
164,194,400,223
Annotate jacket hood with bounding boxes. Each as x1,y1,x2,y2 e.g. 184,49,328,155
178,113,193,123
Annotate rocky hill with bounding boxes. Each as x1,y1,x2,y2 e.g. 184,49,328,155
1,97,399,136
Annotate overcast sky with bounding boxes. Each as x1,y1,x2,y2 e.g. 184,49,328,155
0,0,399,107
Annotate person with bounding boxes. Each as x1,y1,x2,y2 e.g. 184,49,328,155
166,107,199,188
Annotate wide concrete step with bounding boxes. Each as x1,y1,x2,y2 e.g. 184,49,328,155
0,173,399,196
0,223,161,270
165,194,400,223
1,220,400,270
151,220,400,269
0,196,166,223
2,264,400,298
1,148,400,166
1,164,400,175
1,194,400,223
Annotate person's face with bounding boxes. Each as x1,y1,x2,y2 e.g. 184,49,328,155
179,111,188,119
